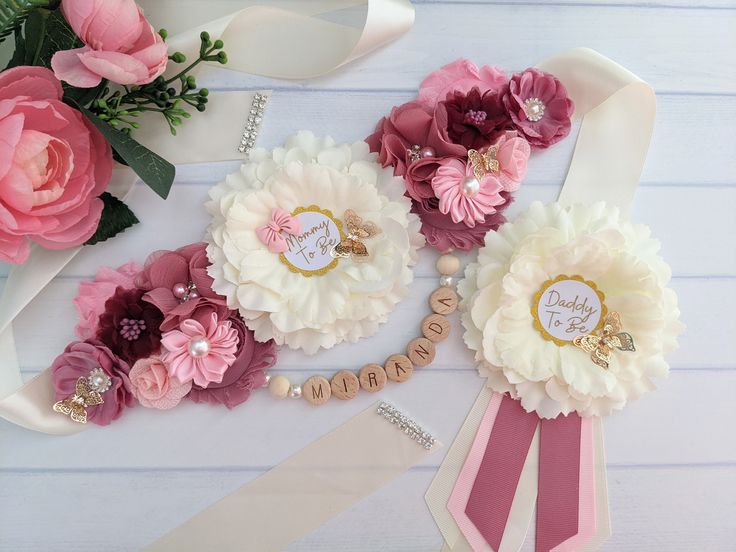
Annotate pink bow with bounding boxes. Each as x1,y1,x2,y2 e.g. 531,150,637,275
256,208,301,253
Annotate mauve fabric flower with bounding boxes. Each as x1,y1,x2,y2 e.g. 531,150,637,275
417,59,509,113
503,68,574,149
0,66,112,264
51,340,133,426
129,356,192,409
366,100,465,178
431,158,506,227
138,242,230,332
161,313,239,387
96,287,164,363
411,192,513,253
51,0,168,87
74,262,142,339
442,87,511,149
404,157,443,201
187,315,277,409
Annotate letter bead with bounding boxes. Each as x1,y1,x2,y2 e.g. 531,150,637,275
359,364,387,392
429,287,458,315
384,354,413,383
407,337,436,367
303,375,331,405
421,314,451,342
331,370,360,400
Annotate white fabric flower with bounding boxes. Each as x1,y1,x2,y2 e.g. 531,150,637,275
459,202,684,418
206,131,423,354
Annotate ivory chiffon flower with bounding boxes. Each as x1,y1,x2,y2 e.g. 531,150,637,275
129,357,192,410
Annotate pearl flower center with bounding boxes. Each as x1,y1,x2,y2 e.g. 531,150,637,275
464,109,488,126
188,336,211,358
119,318,146,341
523,98,546,122
461,177,481,198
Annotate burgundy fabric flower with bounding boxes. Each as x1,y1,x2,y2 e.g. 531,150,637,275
187,315,277,409
441,87,511,149
411,192,513,252
51,340,133,426
366,100,466,178
137,242,229,332
503,68,574,149
417,59,508,113
96,287,164,363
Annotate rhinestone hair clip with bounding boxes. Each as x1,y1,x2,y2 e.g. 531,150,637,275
238,92,268,155
376,402,437,449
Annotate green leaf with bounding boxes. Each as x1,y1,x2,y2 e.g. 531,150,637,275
22,7,45,65
85,192,139,246
63,78,107,109
0,0,50,45
34,7,79,68
79,106,175,200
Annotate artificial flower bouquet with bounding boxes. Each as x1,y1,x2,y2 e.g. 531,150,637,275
0,0,227,264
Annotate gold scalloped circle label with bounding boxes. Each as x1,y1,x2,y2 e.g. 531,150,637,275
531,274,607,346
279,205,345,277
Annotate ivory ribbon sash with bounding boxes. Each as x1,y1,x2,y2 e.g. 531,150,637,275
0,0,415,434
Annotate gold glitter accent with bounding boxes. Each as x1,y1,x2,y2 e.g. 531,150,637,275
531,274,608,347
278,205,345,278
573,311,636,369
467,146,500,182
53,377,105,424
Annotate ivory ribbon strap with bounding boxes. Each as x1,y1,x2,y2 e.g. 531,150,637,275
0,0,415,434
144,401,441,552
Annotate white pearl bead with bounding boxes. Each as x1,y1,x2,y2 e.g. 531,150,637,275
289,385,302,399
91,375,105,388
268,375,290,399
436,254,460,275
262,374,272,387
461,177,480,198
188,336,210,358
440,275,453,287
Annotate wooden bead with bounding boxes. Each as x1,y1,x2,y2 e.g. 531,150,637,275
421,313,451,342
430,287,458,315
268,375,291,399
384,354,413,383
303,375,331,405
407,337,436,367
331,370,360,400
436,254,460,275
359,364,387,393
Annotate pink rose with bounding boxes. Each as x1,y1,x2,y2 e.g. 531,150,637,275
491,131,531,192
51,0,168,87
129,357,192,410
0,66,112,264
417,59,508,113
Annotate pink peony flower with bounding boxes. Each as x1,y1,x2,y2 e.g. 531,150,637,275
366,100,466,178
161,313,239,387
129,356,192,409
74,262,142,339
411,193,513,253
137,242,230,332
51,0,168,87
417,59,508,112
492,131,531,192
503,68,574,149
187,315,277,409
51,340,133,426
0,66,112,264
431,158,506,227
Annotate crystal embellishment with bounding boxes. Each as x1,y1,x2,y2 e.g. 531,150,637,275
376,402,436,450
238,92,268,155
87,367,112,393
523,97,546,122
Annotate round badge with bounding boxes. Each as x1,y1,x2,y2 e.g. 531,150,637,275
279,206,345,277
532,275,607,346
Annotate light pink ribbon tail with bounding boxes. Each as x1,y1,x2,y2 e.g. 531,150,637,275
256,208,301,253
535,413,582,552
447,392,504,551
550,416,596,552
465,394,539,551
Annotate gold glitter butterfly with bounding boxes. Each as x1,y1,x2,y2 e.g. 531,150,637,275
467,146,500,181
573,311,636,370
332,209,381,259
53,377,105,424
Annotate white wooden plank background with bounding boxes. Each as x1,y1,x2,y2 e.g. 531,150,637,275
2,1,735,550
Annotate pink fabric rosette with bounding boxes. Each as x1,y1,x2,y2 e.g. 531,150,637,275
0,66,112,264
417,59,508,112
51,0,168,88
129,357,192,410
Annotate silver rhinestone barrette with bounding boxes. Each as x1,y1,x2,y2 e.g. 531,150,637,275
376,402,436,450
238,92,268,155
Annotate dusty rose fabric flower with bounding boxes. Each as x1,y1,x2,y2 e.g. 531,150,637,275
492,131,531,192
411,193,513,253
366,100,466,178
0,66,112,264
431,158,506,227
417,59,508,112
187,315,277,409
161,313,239,387
129,356,192,409
51,0,168,87
51,340,133,426
404,157,443,201
74,262,142,339
96,287,164,363
138,242,230,332
441,87,510,149
503,68,574,149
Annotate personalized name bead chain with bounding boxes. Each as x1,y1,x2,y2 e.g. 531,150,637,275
264,254,461,405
